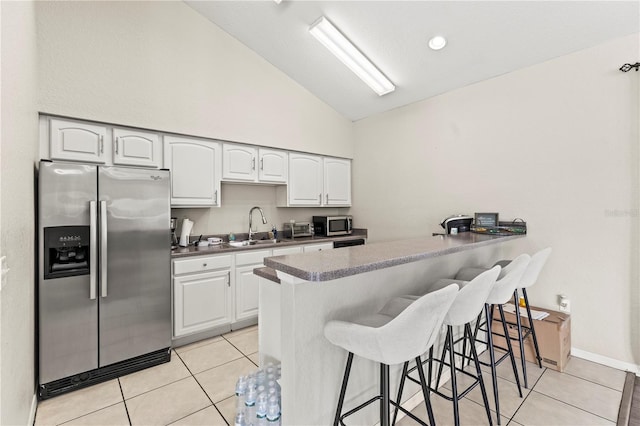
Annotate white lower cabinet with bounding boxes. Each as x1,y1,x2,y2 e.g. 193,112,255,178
234,250,270,324
272,246,303,256
302,242,334,253
173,242,336,340
173,255,232,338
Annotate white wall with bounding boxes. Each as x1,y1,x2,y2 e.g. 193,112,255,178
352,33,640,366
0,1,39,424
35,1,353,159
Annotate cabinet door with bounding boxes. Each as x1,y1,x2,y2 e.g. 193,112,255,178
272,246,302,256
258,148,287,183
223,144,257,182
324,157,352,206
173,270,231,337
235,264,262,323
50,119,107,163
164,136,221,207
288,153,323,206
302,242,334,252
113,128,161,168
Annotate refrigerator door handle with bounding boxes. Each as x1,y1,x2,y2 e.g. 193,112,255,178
100,200,108,298
89,201,97,300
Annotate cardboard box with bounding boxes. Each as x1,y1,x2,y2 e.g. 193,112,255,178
490,304,571,372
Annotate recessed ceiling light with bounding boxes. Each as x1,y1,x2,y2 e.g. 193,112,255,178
428,35,447,51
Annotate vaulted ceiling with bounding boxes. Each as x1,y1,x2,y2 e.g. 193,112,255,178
187,1,640,121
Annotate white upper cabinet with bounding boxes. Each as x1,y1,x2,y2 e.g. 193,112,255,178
112,128,161,168
323,157,352,206
223,144,257,182
277,154,351,207
164,136,221,207
223,144,287,184
284,153,324,206
50,118,107,164
258,148,287,183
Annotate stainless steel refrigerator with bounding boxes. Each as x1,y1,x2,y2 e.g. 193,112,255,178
38,160,171,398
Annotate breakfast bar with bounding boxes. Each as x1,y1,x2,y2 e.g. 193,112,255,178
257,233,523,425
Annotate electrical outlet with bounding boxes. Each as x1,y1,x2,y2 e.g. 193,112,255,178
558,294,571,313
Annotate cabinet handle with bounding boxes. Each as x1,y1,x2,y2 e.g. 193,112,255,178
115,137,119,154
252,157,256,170
100,135,104,153
203,263,207,267
260,158,264,170
89,201,97,300
319,194,322,204
326,193,329,204
214,190,218,204
227,273,230,287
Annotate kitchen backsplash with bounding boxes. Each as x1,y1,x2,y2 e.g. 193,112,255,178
172,183,348,236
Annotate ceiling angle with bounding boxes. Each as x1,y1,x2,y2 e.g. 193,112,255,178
309,16,395,96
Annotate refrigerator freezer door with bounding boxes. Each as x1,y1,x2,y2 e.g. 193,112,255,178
38,161,99,383
98,167,171,367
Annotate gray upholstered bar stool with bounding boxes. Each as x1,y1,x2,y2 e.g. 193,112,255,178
324,284,459,426
456,253,531,425
494,247,552,387
394,266,501,426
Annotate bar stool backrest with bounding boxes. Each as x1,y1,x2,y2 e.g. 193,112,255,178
485,253,530,305
519,247,552,289
324,284,459,365
444,266,501,327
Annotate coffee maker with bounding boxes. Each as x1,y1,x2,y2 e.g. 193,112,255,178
170,217,178,249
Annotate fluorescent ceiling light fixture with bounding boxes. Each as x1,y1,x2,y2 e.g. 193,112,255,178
428,35,447,50
273,0,282,3
309,17,395,96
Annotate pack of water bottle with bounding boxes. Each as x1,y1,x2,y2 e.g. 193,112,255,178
234,362,282,426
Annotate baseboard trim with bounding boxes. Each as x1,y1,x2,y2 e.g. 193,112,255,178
571,347,640,375
29,393,37,425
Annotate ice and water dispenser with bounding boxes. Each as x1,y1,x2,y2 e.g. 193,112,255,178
43,226,90,280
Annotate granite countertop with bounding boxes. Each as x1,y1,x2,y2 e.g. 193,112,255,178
263,232,524,282
171,229,368,259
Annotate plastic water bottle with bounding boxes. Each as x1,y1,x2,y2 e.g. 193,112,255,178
235,375,248,396
235,410,247,426
245,386,257,407
255,369,266,387
256,393,269,419
266,395,281,423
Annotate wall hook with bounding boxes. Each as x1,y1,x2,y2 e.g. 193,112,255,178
619,62,640,72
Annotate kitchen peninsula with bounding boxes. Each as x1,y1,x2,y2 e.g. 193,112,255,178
257,233,524,425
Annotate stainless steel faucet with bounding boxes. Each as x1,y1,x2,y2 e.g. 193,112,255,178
248,206,268,241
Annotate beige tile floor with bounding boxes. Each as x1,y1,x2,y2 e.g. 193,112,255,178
35,325,626,426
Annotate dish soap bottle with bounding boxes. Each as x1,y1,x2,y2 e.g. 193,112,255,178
271,225,277,241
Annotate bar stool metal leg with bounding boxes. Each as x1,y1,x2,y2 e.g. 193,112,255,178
485,304,501,425
466,323,494,426
497,304,523,397
392,362,410,425
381,364,390,426
334,352,354,426
513,289,528,388
522,288,543,368
415,355,436,426
446,326,461,426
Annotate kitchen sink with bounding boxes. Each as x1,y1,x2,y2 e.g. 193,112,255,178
226,239,279,248
254,239,278,245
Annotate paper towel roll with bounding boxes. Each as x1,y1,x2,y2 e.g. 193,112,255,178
179,219,194,247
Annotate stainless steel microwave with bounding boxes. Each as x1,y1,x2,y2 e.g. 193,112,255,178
313,215,352,236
